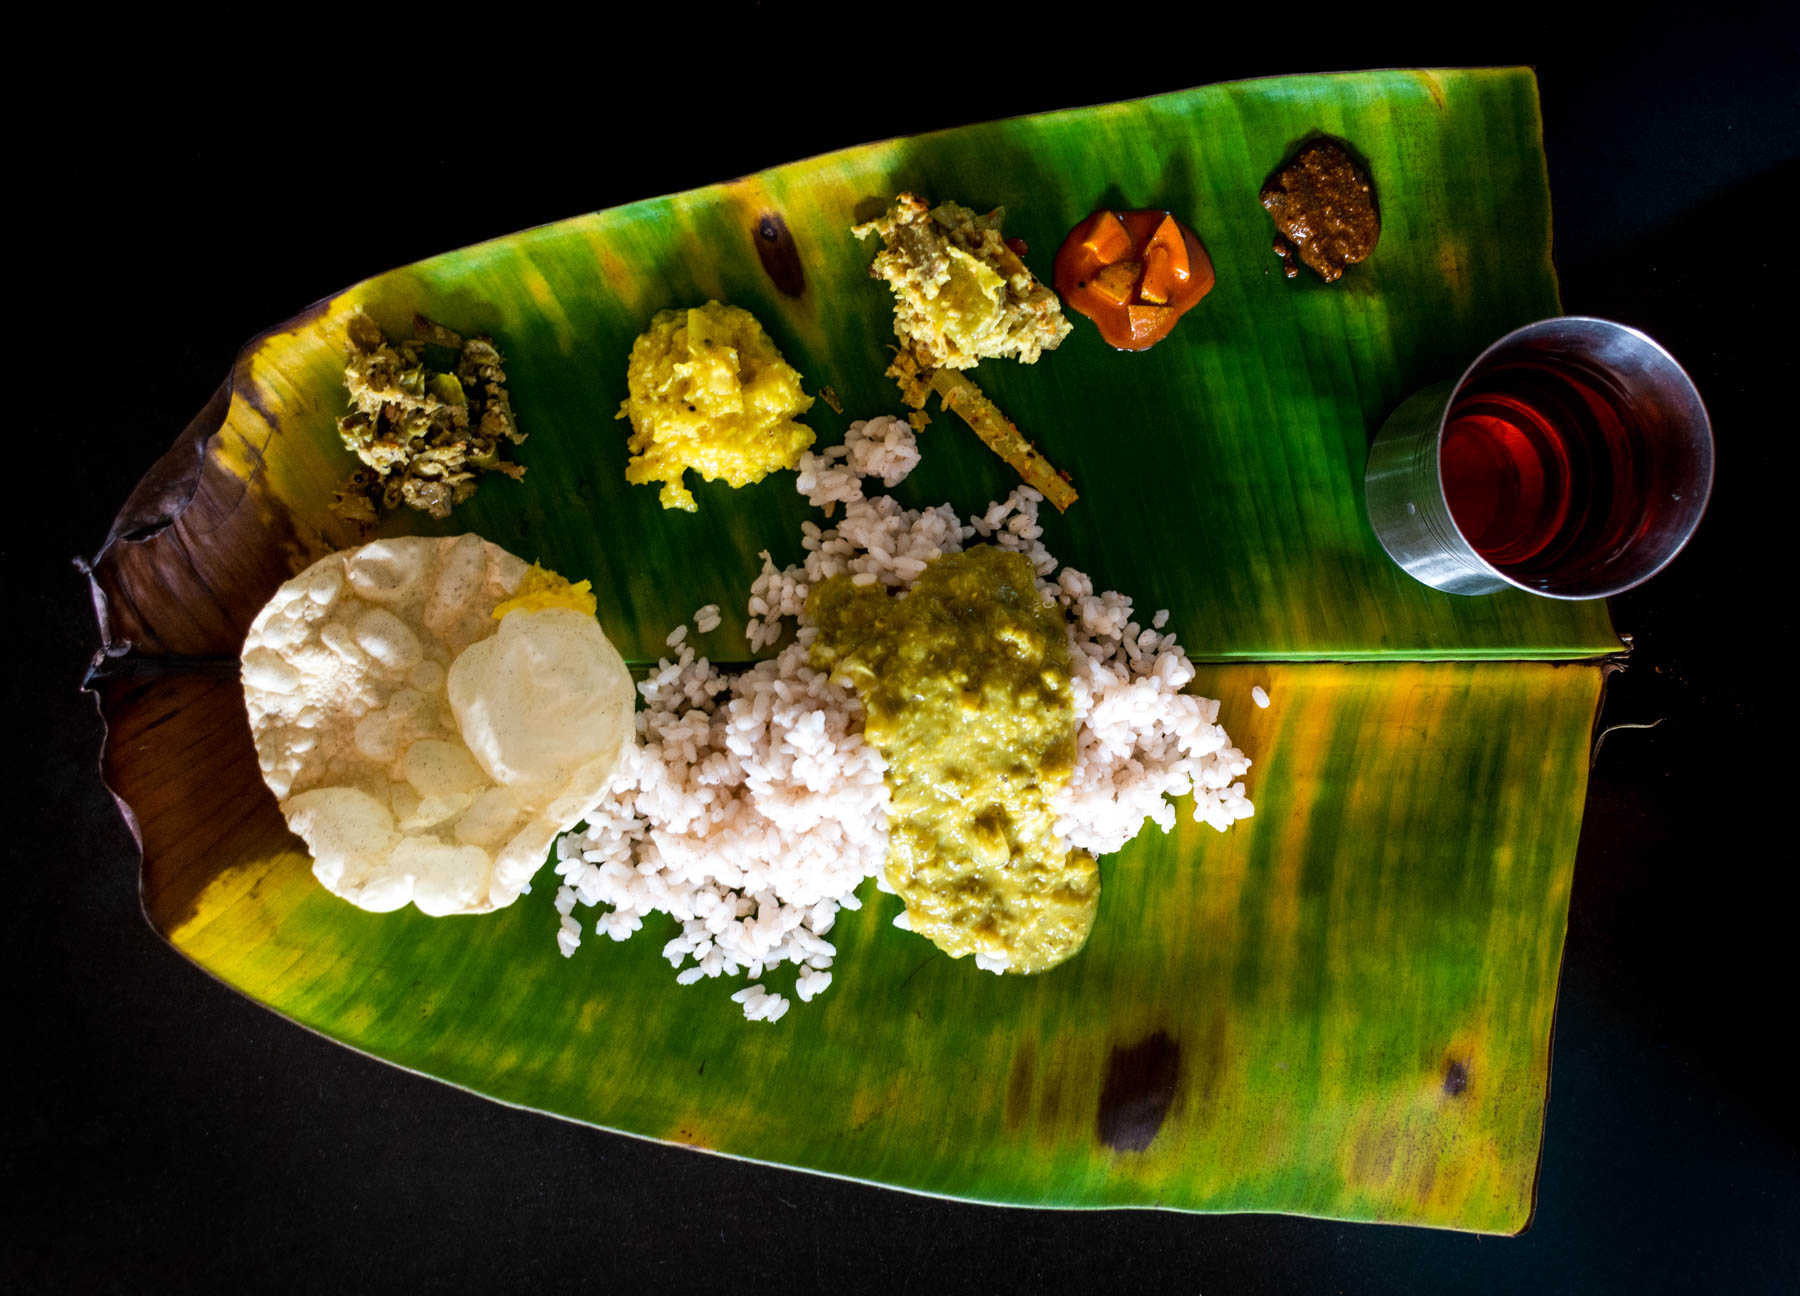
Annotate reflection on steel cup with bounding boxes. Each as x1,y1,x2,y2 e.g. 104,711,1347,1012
1364,317,1713,599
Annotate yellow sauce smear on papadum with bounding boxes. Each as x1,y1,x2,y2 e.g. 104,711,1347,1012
492,565,597,619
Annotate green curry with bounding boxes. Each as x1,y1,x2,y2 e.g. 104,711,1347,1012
809,546,1097,974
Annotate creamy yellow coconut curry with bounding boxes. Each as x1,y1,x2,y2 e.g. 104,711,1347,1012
809,545,1099,974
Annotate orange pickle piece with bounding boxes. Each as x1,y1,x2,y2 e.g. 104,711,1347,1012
1126,304,1173,344
1053,209,1214,351
1080,210,1134,262
1091,260,1142,305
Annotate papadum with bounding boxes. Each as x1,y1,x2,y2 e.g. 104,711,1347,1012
240,535,634,916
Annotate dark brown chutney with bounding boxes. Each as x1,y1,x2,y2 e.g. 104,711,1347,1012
1260,138,1379,283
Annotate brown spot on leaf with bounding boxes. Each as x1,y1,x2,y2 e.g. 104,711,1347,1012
1005,1042,1036,1131
1415,1152,1439,1203
1039,1059,1063,1129
1097,1031,1181,1152
753,211,805,298
1351,1123,1402,1184
1443,1059,1470,1097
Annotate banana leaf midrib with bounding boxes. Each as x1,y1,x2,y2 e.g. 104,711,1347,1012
81,641,1632,678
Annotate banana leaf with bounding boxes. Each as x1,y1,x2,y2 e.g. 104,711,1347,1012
86,69,1617,1233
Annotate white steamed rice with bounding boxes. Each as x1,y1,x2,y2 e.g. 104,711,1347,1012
553,415,1253,1020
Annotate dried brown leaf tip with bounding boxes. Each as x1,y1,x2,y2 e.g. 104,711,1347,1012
332,310,526,522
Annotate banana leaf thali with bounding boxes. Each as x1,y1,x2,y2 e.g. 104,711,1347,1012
86,68,1621,1233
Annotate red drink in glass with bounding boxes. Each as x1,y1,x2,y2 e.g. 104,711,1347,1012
1439,356,1657,588
1366,317,1712,600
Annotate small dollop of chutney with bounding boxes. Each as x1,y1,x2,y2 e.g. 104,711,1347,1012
808,546,1098,974
1260,138,1379,283
1053,209,1216,350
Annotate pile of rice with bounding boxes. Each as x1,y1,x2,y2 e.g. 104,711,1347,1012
553,416,1253,1021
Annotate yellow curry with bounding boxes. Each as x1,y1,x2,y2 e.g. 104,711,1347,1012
809,546,1097,974
617,301,814,511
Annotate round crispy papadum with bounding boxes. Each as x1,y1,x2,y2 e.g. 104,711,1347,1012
240,535,635,916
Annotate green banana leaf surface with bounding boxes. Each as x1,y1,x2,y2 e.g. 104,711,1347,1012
88,68,1618,1233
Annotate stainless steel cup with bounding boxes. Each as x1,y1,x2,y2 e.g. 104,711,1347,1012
1364,316,1713,599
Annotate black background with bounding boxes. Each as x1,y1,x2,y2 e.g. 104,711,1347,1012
10,13,1797,1293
